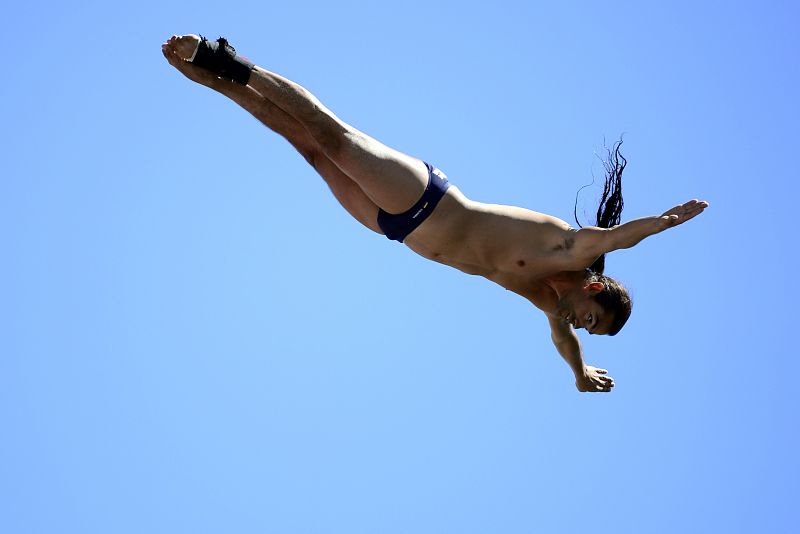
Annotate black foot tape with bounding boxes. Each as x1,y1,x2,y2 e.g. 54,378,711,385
192,36,254,85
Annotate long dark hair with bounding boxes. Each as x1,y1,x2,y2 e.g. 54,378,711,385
573,138,627,274
574,138,632,336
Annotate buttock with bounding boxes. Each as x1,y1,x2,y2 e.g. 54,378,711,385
377,162,451,243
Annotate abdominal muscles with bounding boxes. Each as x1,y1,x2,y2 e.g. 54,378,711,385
402,187,498,276
404,190,573,281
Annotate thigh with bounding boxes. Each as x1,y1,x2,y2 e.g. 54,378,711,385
325,125,430,214
310,152,383,234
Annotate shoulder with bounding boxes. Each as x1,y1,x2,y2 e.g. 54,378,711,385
548,226,610,271
551,227,578,252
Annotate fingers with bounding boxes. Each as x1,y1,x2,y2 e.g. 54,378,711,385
682,199,709,214
683,199,709,215
662,198,709,227
580,387,613,392
596,372,614,388
678,201,708,223
576,373,615,392
592,368,614,385
596,376,614,391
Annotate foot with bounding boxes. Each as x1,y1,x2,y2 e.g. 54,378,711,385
163,34,253,86
164,34,201,61
162,34,219,86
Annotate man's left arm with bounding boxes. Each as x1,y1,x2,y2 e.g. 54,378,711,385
569,199,709,265
547,315,615,393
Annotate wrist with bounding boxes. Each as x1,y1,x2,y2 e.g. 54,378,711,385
573,364,588,379
655,214,676,231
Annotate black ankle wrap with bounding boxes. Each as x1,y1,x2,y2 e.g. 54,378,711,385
192,36,254,85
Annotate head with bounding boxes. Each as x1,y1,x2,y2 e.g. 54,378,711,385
574,137,626,275
556,271,632,336
564,137,631,334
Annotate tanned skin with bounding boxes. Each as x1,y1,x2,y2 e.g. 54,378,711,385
162,34,709,393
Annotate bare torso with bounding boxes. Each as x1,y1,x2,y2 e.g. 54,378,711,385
403,186,578,312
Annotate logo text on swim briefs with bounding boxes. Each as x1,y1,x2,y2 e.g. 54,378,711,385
412,202,429,219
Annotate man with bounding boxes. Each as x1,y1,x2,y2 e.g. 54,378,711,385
162,35,708,393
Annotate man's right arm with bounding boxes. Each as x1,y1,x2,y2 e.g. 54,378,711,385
547,315,614,393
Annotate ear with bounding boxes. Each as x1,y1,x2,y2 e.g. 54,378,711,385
585,281,605,295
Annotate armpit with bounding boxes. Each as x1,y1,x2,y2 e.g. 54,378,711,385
551,228,577,252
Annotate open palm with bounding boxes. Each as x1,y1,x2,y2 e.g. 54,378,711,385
661,199,709,228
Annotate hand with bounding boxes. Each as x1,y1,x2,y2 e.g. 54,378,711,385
659,199,709,229
575,366,615,393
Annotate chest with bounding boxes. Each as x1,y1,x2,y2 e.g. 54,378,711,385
490,274,560,314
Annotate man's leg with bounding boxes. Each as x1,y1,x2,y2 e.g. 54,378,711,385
170,34,431,215
244,64,430,215
163,37,381,233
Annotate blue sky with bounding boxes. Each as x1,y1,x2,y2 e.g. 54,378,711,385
2,1,798,532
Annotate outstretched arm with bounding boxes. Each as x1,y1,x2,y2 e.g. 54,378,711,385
569,199,709,266
547,316,615,392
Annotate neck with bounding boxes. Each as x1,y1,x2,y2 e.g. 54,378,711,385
543,270,587,299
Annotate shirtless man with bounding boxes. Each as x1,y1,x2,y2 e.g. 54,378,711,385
162,34,708,393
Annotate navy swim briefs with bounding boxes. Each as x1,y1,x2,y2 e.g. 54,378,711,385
377,162,451,243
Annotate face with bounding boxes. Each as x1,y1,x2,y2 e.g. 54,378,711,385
556,283,613,335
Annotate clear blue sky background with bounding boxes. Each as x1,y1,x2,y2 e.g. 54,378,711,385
2,1,798,532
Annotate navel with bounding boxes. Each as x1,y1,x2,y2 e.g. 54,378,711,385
516,260,526,267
